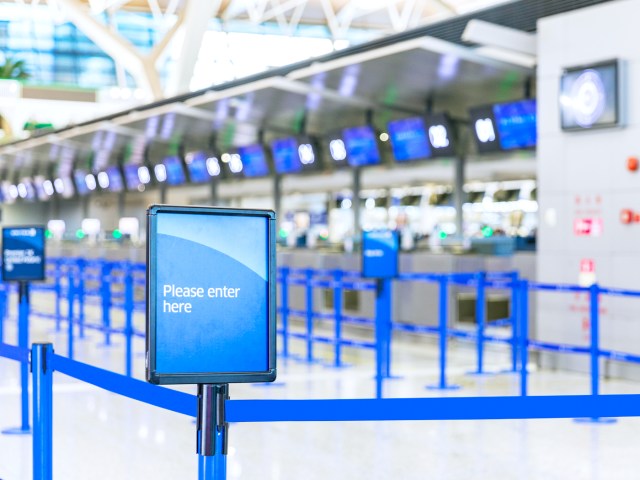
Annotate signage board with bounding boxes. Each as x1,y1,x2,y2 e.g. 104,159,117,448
362,230,399,279
146,205,276,385
2,226,46,282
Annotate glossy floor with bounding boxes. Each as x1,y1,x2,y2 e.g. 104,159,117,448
1,292,640,479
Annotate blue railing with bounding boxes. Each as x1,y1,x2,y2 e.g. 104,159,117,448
4,340,640,480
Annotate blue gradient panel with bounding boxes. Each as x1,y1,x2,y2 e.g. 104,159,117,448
493,99,537,150
163,156,186,185
362,230,399,278
74,171,90,196
343,126,381,166
271,138,302,174
154,212,269,375
238,144,270,177
2,226,46,281
388,117,432,161
186,152,210,183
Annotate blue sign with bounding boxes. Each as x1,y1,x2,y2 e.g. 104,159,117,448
388,117,432,162
146,205,277,385
343,126,381,167
2,226,46,282
362,230,399,279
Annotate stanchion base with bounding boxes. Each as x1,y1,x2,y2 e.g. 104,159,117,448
466,370,500,377
2,426,31,435
95,342,118,349
573,417,618,424
426,384,461,391
326,363,352,370
252,382,286,388
383,374,403,380
497,369,519,375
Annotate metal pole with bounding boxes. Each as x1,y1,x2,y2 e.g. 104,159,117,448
67,267,75,360
32,343,54,480
197,384,229,480
427,275,460,391
475,272,486,374
352,168,362,241
0,282,5,343
374,279,388,399
124,263,134,377
280,267,289,358
305,269,314,363
590,284,600,397
101,261,112,346
3,282,32,434
510,272,519,373
77,259,86,339
54,260,61,332
333,270,344,368
273,175,282,233
519,280,529,397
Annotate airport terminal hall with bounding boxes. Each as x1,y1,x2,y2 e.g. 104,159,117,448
4,0,640,478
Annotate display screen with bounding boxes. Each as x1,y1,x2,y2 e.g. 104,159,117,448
560,60,620,130
146,205,276,385
33,176,50,201
426,113,456,157
124,164,141,191
388,117,432,162
106,167,124,192
74,170,90,196
493,99,537,150
2,226,46,281
238,144,270,177
163,156,186,185
185,152,210,183
342,126,381,166
271,138,302,174
362,230,399,279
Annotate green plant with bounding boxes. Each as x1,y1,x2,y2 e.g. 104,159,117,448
0,57,30,80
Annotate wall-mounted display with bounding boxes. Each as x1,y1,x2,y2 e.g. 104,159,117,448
470,99,537,153
238,144,270,178
342,126,380,167
163,156,186,186
271,137,302,174
387,117,431,162
560,59,622,131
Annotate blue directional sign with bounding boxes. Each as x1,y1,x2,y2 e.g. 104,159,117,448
362,230,399,279
2,226,46,282
146,205,277,385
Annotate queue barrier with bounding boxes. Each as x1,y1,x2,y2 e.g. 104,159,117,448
3,340,640,480
13,257,640,401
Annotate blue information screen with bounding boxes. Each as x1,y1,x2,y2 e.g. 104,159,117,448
362,230,399,279
271,138,302,174
163,156,186,185
186,152,210,183
493,99,537,150
147,206,276,385
106,167,124,192
388,117,432,162
2,226,46,282
124,164,141,191
238,144,270,177
343,126,381,166
74,171,90,196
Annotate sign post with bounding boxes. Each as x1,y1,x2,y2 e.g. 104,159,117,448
146,206,276,480
1,225,46,435
362,230,399,398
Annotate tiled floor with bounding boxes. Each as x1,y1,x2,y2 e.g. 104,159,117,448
1,291,640,479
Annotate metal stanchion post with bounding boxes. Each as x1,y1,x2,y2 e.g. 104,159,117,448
124,263,134,377
468,272,489,376
333,270,344,368
100,261,113,347
67,267,75,360
197,384,229,480
305,269,314,363
510,272,520,373
77,259,86,339
519,280,528,397
3,282,32,435
280,267,289,358
32,343,53,480
427,275,460,391
54,260,62,332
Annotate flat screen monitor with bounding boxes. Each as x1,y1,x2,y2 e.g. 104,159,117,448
342,126,381,167
163,156,186,185
425,113,456,157
73,170,90,196
33,176,50,201
469,105,501,154
493,99,537,150
560,60,621,130
124,164,141,191
185,152,210,183
19,179,36,201
238,144,270,177
106,166,124,192
387,117,431,162
271,138,302,174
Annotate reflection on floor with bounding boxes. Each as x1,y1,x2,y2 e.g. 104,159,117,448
1,292,639,479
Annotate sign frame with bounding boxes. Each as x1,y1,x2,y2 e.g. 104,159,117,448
2,225,46,282
361,229,400,279
146,205,277,385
